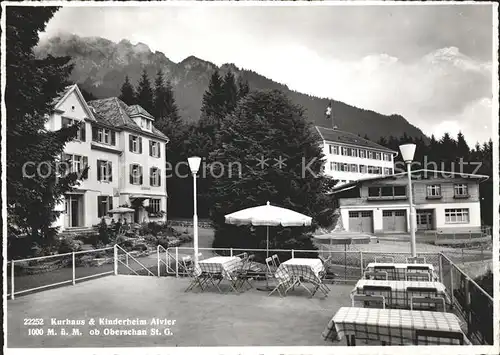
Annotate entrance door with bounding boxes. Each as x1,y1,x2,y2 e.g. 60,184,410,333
65,195,84,228
382,210,407,232
417,210,433,230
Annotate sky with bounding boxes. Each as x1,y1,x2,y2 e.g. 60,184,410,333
41,4,496,146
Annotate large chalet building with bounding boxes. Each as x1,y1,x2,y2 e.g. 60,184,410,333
315,126,397,186
45,85,169,231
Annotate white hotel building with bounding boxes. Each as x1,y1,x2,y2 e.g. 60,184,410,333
315,126,397,185
45,85,169,231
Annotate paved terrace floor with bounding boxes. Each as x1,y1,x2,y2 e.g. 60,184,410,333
7,275,353,347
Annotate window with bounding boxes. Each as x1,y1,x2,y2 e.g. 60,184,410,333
368,151,374,159
330,162,338,171
92,127,116,146
368,185,407,199
426,184,441,198
394,186,407,197
352,148,358,157
375,152,381,160
62,117,86,141
140,118,145,128
150,167,161,187
149,141,161,158
341,163,349,172
445,208,469,224
454,184,469,198
61,153,88,174
383,153,391,161
342,147,349,156
380,186,393,197
97,196,113,218
383,168,392,175
147,121,151,130
329,145,339,155
130,164,143,185
97,160,112,182
129,135,142,153
350,164,358,173
368,166,381,174
149,199,161,213
359,149,366,158
360,165,367,174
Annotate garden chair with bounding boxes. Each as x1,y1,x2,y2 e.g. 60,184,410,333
272,254,281,267
373,265,396,280
267,260,292,297
410,296,446,312
234,254,254,292
183,256,206,292
318,255,338,283
351,294,386,309
414,329,464,345
359,285,392,306
405,286,438,308
363,271,388,280
405,270,431,282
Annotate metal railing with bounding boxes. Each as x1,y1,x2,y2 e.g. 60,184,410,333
439,253,494,345
433,226,492,245
7,246,115,300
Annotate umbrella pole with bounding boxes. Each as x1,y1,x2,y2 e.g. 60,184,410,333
266,226,269,259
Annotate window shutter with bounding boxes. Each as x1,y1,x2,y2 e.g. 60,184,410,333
82,156,88,172
139,137,143,154
80,123,86,141
108,162,113,182
139,166,143,185
149,141,153,157
150,167,153,186
97,197,102,218
129,135,133,152
111,131,116,146
92,127,98,141
109,196,113,211
129,164,134,184
97,160,102,181
158,169,161,186
62,117,70,128
158,143,161,158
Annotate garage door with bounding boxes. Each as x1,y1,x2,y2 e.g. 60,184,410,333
382,210,407,232
348,210,373,233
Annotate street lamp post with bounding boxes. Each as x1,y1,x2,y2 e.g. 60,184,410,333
399,144,417,257
188,156,202,268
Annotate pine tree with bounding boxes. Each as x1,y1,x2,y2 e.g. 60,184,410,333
6,7,88,247
119,75,136,105
209,89,337,259
237,78,250,100
135,69,154,114
200,71,225,129
222,71,238,115
153,69,181,125
456,131,470,159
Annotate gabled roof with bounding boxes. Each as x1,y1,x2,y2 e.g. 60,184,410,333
315,126,396,153
87,98,168,141
53,84,96,121
127,105,155,120
327,169,490,195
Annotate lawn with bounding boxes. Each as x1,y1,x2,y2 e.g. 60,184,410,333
7,275,353,347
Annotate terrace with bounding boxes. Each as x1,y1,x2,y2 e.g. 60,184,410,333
6,245,495,348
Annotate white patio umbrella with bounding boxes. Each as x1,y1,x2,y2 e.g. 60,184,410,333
108,207,135,214
224,201,312,258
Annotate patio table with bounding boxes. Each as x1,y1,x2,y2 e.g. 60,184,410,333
196,256,243,292
365,263,439,281
322,307,470,346
275,258,327,296
352,280,450,309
